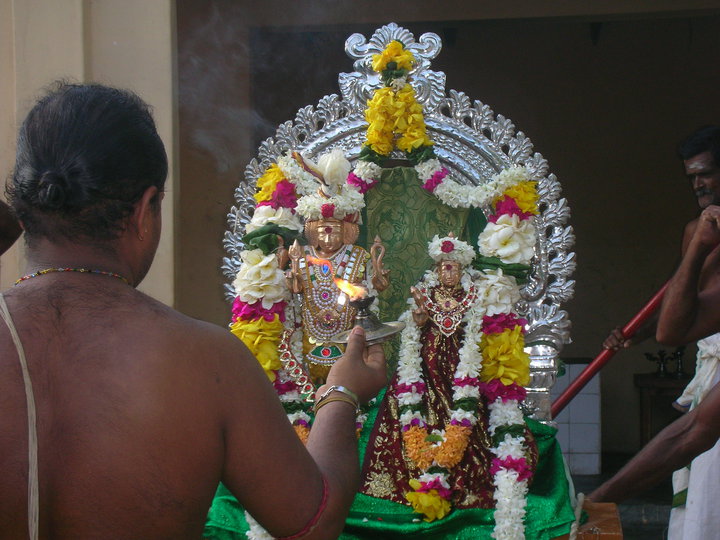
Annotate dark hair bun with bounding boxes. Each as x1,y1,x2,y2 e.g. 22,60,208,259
37,171,69,210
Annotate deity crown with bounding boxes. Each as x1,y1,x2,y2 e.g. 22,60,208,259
427,233,476,266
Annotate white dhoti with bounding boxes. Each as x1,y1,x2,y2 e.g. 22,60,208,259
668,333,720,540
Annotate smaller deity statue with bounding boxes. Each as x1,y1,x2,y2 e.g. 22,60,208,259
360,233,536,523
285,149,389,384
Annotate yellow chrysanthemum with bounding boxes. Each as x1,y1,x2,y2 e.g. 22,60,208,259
480,326,530,386
498,180,539,215
371,40,415,73
406,480,452,522
365,88,396,155
254,163,286,203
230,315,285,380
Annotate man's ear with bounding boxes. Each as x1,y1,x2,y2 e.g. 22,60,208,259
131,186,160,239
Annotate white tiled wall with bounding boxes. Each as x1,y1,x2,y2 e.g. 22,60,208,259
550,363,601,475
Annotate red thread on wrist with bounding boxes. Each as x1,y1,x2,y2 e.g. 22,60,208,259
276,475,329,540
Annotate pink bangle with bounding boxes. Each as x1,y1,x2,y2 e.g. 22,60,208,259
276,475,329,540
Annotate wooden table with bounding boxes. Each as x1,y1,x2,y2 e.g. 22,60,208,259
554,500,622,539
634,372,691,446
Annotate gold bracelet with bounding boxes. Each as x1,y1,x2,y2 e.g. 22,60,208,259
313,395,358,415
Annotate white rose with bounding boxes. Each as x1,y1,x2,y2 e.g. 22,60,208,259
317,148,351,187
478,214,536,264
233,249,289,309
245,206,303,234
475,269,520,316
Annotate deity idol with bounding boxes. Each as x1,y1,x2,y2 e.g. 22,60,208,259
360,234,537,524
285,150,389,384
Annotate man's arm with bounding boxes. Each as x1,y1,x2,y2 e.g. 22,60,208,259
219,326,386,539
590,381,720,502
0,201,21,255
657,205,720,345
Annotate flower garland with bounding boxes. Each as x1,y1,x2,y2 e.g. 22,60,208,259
398,267,484,523
346,41,538,215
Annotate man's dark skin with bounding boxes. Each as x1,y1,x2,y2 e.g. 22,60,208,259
590,149,720,503
603,149,720,350
0,185,387,538
0,200,21,255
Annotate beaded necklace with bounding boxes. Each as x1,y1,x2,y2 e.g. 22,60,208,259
15,267,130,286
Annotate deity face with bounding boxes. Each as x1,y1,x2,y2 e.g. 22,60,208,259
316,221,344,256
438,260,462,288
685,151,720,209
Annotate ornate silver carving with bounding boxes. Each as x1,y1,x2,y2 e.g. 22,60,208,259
222,23,576,421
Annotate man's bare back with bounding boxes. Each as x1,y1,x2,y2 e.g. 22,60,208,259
0,278,247,538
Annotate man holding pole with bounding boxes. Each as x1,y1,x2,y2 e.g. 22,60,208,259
591,126,720,539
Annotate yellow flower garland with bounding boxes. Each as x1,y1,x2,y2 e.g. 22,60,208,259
230,315,285,380
363,41,433,157
406,480,452,522
480,326,531,386
254,163,286,203
371,40,414,72
495,180,540,215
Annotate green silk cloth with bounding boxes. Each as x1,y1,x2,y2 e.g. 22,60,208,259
204,392,575,539
359,167,486,368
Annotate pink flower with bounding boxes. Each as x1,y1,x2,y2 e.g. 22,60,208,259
273,377,299,394
490,456,533,482
417,478,452,499
402,417,426,431
481,313,527,335
232,298,287,323
347,172,378,194
321,204,336,218
489,196,533,223
396,381,427,394
453,377,480,387
479,380,527,403
255,180,298,210
270,179,298,210
422,167,448,193
441,240,455,253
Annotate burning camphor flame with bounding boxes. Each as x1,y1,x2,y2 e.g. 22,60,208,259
334,278,368,301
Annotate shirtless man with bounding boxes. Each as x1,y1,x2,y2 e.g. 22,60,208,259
0,83,386,539
603,126,720,350
591,127,720,538
603,126,720,351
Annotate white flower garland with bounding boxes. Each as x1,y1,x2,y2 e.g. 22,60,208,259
294,184,365,221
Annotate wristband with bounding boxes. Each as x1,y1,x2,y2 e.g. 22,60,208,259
314,384,359,413
316,384,359,405
313,395,358,415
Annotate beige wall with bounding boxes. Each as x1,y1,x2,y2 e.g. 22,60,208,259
0,0,177,304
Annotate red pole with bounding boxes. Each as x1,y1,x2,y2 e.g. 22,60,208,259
550,280,670,419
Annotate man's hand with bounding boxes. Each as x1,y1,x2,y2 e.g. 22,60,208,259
602,326,632,350
325,326,387,404
692,205,720,250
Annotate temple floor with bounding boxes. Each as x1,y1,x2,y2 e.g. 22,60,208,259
573,453,672,540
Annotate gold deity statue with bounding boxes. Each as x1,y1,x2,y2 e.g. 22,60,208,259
285,150,389,383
